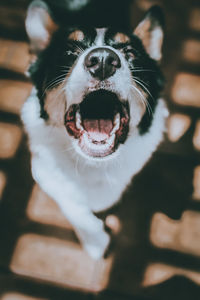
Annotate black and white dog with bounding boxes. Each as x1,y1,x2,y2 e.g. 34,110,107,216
22,0,168,259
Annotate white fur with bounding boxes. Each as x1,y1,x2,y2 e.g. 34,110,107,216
21,86,168,259
149,27,163,61
134,19,163,61
95,28,107,46
25,1,57,52
22,23,168,259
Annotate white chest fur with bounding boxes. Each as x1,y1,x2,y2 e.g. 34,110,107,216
21,89,168,213
21,89,168,259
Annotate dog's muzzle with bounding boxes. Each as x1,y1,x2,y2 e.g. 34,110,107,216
64,48,129,159
84,48,121,80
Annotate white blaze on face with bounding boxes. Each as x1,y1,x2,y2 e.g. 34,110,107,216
95,28,107,46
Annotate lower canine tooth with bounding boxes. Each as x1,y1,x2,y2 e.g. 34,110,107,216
76,111,83,130
114,113,120,125
111,113,120,135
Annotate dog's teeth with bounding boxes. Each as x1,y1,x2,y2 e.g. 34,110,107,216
114,113,120,126
76,111,83,130
111,113,120,135
107,133,115,146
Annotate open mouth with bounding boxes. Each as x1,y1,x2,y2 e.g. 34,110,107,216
65,90,129,158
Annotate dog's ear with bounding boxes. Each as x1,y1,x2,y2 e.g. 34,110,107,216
25,0,58,54
134,6,164,61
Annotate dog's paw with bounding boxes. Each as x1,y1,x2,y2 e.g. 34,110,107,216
84,231,110,260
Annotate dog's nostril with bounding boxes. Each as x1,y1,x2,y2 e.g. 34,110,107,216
84,48,121,80
106,55,121,68
85,55,99,68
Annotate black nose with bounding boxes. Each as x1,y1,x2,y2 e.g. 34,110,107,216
84,48,121,80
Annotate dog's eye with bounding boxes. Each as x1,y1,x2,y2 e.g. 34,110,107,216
123,46,135,59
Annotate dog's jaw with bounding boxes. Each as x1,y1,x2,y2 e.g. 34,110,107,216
65,90,130,159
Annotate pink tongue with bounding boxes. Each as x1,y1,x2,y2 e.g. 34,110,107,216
83,119,113,141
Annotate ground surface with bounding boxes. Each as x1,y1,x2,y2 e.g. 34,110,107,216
0,0,200,299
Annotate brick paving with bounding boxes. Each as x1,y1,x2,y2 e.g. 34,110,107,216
182,39,200,63
0,39,30,74
10,234,113,292
26,185,73,229
0,80,32,114
193,120,200,151
143,263,200,287
0,0,200,299
189,8,200,31
150,211,200,256
1,293,45,300
0,123,22,159
0,171,6,199
167,113,191,142
171,73,200,107
193,166,200,201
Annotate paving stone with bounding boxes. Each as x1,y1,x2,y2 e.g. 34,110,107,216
171,73,200,108
0,5,25,34
0,39,30,73
150,211,200,257
0,123,22,159
193,120,200,151
189,8,200,31
1,2,200,299
183,39,200,63
135,0,160,10
1,293,45,300
143,263,200,287
193,166,200,201
0,171,6,199
10,234,113,292
26,184,72,229
0,80,32,114
167,113,191,142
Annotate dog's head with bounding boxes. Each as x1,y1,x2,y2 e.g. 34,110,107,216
26,1,164,160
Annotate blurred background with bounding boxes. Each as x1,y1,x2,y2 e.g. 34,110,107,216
0,0,200,299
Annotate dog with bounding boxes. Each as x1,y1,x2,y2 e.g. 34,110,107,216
21,0,168,259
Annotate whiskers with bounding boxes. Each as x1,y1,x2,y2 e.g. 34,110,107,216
66,42,85,57
130,67,156,73
130,82,153,116
129,68,155,115
74,43,84,54
43,75,66,93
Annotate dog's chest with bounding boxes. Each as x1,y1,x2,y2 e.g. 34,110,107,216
32,132,129,212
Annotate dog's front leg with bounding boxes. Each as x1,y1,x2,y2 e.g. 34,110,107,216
59,201,110,260
31,157,110,259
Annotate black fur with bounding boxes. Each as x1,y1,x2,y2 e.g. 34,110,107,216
29,24,164,133
45,0,131,29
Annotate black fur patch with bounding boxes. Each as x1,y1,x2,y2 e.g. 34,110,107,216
45,0,131,29
29,26,96,118
29,25,164,133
